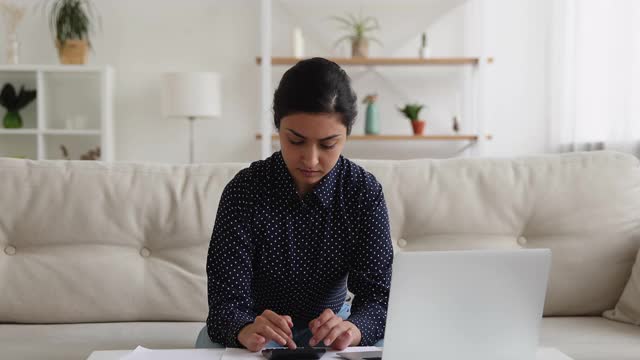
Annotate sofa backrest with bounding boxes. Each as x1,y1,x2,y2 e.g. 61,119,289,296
358,151,640,316
0,151,638,323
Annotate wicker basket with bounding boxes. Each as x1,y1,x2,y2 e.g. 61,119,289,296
56,39,88,65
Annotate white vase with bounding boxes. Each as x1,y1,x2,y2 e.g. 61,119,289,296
292,27,304,58
6,32,19,65
419,46,431,59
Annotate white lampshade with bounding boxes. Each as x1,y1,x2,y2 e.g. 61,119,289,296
162,72,221,119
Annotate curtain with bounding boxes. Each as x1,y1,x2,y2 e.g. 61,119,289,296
549,0,640,157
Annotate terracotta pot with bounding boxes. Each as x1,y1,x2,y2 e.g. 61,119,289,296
56,39,88,65
411,120,426,135
351,38,369,58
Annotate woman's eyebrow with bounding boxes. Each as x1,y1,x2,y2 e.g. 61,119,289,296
286,128,341,141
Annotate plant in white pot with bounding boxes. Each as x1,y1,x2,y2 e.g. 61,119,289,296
331,12,381,58
41,0,99,64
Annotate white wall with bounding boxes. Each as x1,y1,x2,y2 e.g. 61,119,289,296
480,0,551,157
2,0,551,163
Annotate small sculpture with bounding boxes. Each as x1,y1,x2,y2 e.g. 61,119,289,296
59,144,101,160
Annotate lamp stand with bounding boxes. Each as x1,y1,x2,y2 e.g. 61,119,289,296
188,116,195,164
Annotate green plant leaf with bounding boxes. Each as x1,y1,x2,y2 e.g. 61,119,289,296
0,84,17,111
331,11,380,47
347,12,358,26
329,15,354,28
14,86,37,111
398,103,425,121
333,35,355,48
47,0,98,48
362,16,378,27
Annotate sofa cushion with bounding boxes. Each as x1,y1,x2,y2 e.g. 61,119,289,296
540,317,640,360
0,322,203,360
603,248,640,325
357,152,640,316
0,160,245,323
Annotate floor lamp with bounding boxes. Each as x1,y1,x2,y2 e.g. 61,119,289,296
162,72,221,163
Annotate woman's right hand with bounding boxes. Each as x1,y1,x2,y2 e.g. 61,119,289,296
238,310,297,352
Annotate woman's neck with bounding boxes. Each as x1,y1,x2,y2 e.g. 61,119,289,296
296,183,313,198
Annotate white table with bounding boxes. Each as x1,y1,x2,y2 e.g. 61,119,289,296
87,347,574,360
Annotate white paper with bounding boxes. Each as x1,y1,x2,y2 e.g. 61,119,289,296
324,347,381,359
221,348,264,360
118,346,381,360
119,346,224,360
119,346,152,360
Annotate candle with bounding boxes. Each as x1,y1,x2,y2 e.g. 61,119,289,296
293,27,304,58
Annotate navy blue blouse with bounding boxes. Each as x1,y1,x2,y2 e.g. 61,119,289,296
206,151,393,347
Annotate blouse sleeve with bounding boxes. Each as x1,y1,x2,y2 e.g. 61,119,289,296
205,169,257,347
347,178,394,346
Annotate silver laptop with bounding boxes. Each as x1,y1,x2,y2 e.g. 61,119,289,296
339,249,551,360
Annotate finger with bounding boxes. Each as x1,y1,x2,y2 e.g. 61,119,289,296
283,315,294,328
309,309,335,332
258,325,289,347
324,322,351,347
277,331,297,350
265,318,295,344
263,310,293,336
331,329,353,351
258,324,296,349
285,336,297,350
309,316,343,346
247,333,266,352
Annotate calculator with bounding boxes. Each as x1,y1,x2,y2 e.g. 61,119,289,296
261,348,326,360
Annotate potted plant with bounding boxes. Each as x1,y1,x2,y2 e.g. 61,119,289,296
398,103,426,135
0,83,36,129
331,12,381,58
43,0,99,64
419,32,430,59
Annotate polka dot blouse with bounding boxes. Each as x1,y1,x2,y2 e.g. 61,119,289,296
206,151,393,347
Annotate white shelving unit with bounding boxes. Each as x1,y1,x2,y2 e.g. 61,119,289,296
257,0,490,159
0,65,114,161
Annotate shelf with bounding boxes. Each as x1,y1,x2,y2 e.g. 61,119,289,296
0,65,114,160
256,57,482,66
0,129,38,135
0,64,110,73
44,129,101,136
256,134,493,141
0,129,101,135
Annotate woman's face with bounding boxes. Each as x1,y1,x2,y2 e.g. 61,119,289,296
279,113,347,195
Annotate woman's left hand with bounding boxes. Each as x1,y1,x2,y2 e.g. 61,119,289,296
308,309,362,350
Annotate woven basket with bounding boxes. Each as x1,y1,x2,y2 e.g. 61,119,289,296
56,39,88,65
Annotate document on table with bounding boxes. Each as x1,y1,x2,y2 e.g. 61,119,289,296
119,346,223,360
222,346,382,360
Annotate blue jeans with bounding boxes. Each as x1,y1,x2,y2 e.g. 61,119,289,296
195,303,384,348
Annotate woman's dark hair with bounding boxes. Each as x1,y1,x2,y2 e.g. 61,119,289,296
273,57,357,135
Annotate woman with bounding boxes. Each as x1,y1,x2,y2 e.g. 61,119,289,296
195,57,393,352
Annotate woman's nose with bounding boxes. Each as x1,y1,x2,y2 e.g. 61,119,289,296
301,146,319,168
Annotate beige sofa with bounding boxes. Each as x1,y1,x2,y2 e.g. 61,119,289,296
1,151,639,360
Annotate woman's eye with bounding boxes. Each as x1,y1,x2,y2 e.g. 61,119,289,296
289,140,304,145
321,143,337,150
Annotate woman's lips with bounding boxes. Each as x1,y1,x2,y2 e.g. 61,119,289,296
299,169,320,178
